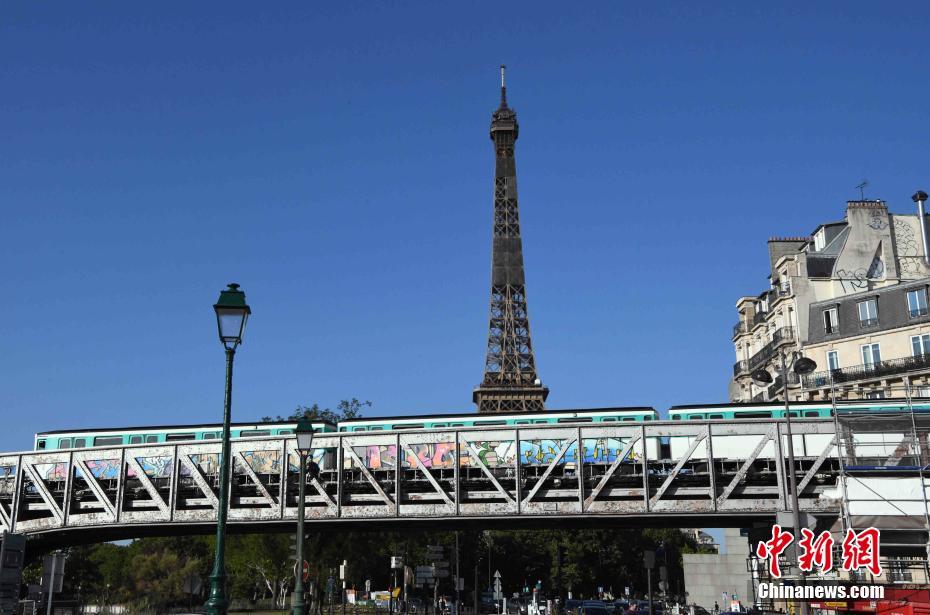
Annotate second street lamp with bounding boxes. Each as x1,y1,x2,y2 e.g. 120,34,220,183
205,283,251,615
752,351,817,615
293,419,318,615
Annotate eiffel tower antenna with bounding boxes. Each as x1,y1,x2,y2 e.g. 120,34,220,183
473,67,549,413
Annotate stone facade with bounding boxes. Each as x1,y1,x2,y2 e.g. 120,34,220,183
730,199,930,402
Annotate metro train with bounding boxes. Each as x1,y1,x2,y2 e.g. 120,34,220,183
32,399,930,468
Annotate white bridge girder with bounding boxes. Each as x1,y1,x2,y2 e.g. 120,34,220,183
0,419,846,537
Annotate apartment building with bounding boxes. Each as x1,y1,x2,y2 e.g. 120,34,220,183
730,199,930,402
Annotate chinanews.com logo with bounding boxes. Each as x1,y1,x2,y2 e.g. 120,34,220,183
754,525,885,602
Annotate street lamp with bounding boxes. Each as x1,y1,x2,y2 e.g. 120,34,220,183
751,350,816,615
205,283,251,615
293,419,318,615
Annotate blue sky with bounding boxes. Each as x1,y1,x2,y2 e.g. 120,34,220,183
3,2,930,455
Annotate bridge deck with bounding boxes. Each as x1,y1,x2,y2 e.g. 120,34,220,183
0,419,868,543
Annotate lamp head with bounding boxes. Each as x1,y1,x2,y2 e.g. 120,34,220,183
296,418,316,453
793,357,818,375
751,369,774,387
913,191,928,204
213,283,251,350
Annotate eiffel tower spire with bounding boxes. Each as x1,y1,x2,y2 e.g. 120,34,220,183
473,66,549,414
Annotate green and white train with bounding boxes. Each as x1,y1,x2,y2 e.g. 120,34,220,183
32,399,930,466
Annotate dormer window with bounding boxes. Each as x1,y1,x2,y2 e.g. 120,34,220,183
813,228,826,251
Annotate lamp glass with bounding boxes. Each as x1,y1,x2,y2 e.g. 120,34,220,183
296,419,316,453
213,283,251,349
296,430,315,453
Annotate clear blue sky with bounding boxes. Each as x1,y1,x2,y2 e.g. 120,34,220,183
3,2,930,454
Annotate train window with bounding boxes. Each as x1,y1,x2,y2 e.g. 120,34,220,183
514,420,531,425
642,416,652,421
244,430,270,437
449,423,465,427
557,417,592,423
475,421,506,426
166,433,195,442
688,415,704,420
73,438,87,448
145,435,159,443
36,439,46,449
432,423,447,428
94,436,122,447
59,438,72,448
129,435,143,444
353,427,368,432
601,418,617,422
708,414,724,419
621,417,637,422
740,412,771,418
392,424,424,430
803,411,821,418
369,426,384,431
202,432,219,439
533,420,547,424
670,415,680,420
279,429,293,435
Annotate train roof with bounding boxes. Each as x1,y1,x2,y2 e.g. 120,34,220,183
669,399,930,411
338,406,657,424
35,419,334,437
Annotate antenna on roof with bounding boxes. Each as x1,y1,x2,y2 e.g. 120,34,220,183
856,179,869,200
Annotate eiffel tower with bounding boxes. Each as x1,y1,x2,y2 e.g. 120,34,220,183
473,66,549,414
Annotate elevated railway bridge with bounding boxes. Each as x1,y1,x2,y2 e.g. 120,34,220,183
2,415,928,550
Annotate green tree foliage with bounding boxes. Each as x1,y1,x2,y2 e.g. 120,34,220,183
262,398,371,424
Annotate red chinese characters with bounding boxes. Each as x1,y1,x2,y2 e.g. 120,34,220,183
797,528,834,573
758,525,882,577
756,524,794,578
841,527,882,576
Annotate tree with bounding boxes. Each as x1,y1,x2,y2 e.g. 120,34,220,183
262,398,371,424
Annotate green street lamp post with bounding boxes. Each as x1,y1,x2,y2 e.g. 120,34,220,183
205,283,251,615
292,420,318,615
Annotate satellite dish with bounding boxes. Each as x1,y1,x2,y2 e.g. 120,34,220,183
751,369,773,387
793,357,818,375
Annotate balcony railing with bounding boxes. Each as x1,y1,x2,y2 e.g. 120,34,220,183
746,327,797,372
766,372,800,399
751,311,768,328
803,352,930,388
859,317,879,329
733,360,750,377
910,307,929,318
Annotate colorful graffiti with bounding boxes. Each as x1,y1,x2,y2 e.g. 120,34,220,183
30,439,641,482
402,442,456,469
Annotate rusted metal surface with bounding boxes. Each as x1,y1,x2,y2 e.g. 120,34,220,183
0,420,851,537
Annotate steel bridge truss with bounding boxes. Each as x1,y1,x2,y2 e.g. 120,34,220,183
0,420,844,537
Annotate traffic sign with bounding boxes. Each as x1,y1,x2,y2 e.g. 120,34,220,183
391,556,404,569
493,571,503,600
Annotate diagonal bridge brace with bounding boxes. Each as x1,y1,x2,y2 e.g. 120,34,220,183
522,438,576,504
402,444,454,506
583,436,641,510
650,429,707,506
